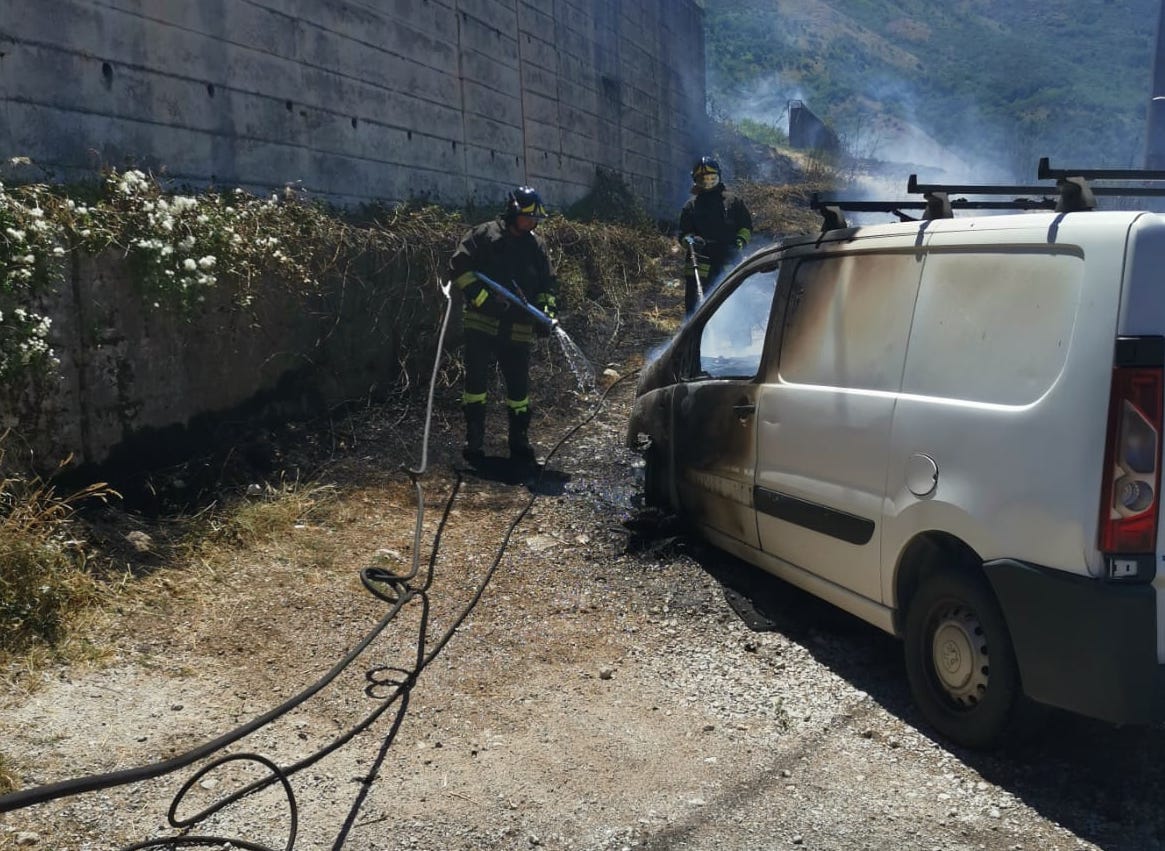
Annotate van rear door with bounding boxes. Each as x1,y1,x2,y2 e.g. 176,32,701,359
755,244,924,602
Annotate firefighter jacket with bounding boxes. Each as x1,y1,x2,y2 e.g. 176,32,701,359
449,218,559,344
678,184,753,267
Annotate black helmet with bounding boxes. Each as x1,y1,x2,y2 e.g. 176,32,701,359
505,185,548,219
691,156,720,180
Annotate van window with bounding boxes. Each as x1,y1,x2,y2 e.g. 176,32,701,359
777,252,921,391
902,250,1083,405
698,270,778,378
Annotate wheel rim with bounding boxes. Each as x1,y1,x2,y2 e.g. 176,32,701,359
928,603,989,709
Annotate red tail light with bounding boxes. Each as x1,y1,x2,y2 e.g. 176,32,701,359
1099,366,1163,553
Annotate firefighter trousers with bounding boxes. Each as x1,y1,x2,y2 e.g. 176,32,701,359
463,328,531,410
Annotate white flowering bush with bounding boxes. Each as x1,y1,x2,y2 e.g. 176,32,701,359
0,180,63,377
88,169,326,312
0,164,364,384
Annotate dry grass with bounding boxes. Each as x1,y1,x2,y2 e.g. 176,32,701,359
0,450,117,661
0,752,16,795
0,460,340,677
96,479,346,613
181,480,345,583
190,479,339,550
0,451,121,782
0,467,342,801
644,302,684,337
736,178,838,239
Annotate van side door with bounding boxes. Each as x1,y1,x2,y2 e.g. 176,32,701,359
672,267,781,549
754,246,924,602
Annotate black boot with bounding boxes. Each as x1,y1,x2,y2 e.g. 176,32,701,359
463,403,486,462
507,408,536,464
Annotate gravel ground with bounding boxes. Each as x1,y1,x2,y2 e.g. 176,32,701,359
3,360,1165,850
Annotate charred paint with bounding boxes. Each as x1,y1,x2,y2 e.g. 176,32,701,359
626,385,673,451
672,381,760,547
776,251,922,391
626,384,678,509
679,471,755,541
674,382,756,473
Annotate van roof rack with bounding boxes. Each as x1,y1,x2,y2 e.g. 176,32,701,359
1037,157,1165,182
907,172,1095,215
812,158,1165,231
809,193,1057,231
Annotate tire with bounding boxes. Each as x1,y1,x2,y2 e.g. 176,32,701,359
904,568,1028,749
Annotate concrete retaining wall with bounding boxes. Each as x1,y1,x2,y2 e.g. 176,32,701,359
1,248,431,472
0,0,707,215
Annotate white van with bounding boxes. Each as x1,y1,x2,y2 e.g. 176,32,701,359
628,174,1165,747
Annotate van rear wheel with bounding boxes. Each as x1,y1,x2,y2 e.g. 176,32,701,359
904,569,1025,749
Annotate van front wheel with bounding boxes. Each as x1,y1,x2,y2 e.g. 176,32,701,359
643,445,668,509
904,569,1024,749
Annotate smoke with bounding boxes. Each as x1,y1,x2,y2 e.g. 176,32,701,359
857,78,1033,185
708,69,807,129
711,64,1060,193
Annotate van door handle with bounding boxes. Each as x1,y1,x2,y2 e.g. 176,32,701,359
733,401,756,419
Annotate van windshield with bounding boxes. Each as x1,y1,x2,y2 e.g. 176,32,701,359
698,269,778,378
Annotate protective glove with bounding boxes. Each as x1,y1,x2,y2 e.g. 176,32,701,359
735,237,747,251
533,292,557,323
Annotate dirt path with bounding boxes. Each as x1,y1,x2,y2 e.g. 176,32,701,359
3,347,1165,850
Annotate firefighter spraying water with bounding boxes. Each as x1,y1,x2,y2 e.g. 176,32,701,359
449,186,593,467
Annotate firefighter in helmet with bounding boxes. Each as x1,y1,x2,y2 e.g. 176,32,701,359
449,186,559,465
678,156,753,316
